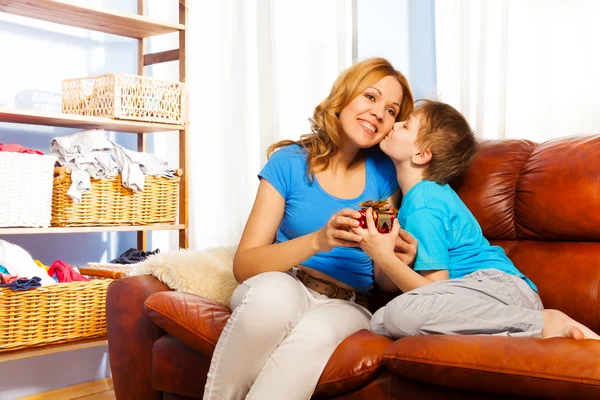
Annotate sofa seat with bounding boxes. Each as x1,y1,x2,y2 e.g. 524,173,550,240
384,335,600,400
144,290,394,398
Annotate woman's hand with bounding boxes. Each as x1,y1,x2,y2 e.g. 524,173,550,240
394,227,418,267
314,208,364,252
352,207,399,263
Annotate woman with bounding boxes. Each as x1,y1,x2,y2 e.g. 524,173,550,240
203,58,416,400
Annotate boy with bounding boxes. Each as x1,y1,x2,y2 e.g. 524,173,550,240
354,100,600,340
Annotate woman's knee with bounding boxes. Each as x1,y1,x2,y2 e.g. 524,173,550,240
383,295,431,338
233,272,308,326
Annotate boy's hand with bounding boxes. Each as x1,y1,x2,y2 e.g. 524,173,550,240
394,228,418,267
352,207,400,264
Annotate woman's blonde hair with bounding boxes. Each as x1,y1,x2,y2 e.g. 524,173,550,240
267,57,413,180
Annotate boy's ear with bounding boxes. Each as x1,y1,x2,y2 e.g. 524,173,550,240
412,149,432,165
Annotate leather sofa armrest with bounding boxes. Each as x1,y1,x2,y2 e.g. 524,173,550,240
144,291,231,357
384,335,600,400
106,275,171,400
313,329,393,399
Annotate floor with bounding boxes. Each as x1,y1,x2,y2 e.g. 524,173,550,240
76,391,115,400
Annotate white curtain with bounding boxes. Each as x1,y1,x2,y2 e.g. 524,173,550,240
186,0,355,250
435,0,600,141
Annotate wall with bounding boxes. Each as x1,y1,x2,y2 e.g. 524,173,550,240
0,0,179,397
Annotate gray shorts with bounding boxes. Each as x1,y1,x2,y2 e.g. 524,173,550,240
370,269,544,338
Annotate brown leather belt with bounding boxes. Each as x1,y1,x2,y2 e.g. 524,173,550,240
295,269,369,308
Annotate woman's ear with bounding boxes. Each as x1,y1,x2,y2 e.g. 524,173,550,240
412,149,432,165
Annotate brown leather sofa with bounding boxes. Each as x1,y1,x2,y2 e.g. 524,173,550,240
107,135,600,399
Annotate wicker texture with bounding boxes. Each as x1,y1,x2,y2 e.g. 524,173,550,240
51,169,180,226
62,73,185,124
0,153,56,227
0,279,112,352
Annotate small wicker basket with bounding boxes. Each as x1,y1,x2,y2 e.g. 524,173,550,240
62,73,185,124
0,279,112,352
51,167,181,227
0,152,56,228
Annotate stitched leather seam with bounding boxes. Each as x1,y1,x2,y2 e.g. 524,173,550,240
386,355,600,385
145,302,217,347
513,142,536,240
317,362,382,386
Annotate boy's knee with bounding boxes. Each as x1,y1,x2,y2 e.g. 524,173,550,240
383,295,429,338
369,307,388,336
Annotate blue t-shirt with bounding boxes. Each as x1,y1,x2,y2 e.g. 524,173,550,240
258,144,399,293
398,180,538,292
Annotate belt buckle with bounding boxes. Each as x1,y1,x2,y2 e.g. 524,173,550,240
329,282,339,298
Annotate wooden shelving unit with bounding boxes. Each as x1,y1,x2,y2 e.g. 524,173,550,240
0,224,185,235
0,0,184,39
0,337,108,363
0,0,189,360
0,107,183,133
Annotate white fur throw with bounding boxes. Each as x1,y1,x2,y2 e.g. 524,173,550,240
131,246,239,308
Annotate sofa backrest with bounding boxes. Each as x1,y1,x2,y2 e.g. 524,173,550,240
451,135,600,333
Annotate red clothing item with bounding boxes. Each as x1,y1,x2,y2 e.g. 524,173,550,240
0,143,43,155
48,260,90,283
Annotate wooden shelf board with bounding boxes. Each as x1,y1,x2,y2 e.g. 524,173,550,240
0,337,108,363
0,224,185,235
0,0,184,39
0,107,184,133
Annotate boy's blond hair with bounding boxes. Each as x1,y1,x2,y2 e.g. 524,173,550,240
414,100,479,184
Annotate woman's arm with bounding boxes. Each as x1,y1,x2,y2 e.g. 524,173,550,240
233,180,363,283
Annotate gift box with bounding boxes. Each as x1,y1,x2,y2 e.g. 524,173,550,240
358,200,398,233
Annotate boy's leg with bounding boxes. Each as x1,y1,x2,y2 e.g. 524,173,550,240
246,296,371,400
370,306,390,337
382,269,545,338
203,272,311,400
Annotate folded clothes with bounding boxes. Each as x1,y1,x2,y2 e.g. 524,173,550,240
110,248,160,264
0,276,42,291
50,129,175,202
0,143,43,155
1,272,19,285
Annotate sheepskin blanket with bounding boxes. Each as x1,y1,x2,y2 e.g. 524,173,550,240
131,246,239,308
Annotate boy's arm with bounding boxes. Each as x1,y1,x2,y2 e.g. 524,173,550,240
356,208,451,292
373,191,419,292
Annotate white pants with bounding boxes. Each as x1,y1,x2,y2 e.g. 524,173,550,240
203,271,371,400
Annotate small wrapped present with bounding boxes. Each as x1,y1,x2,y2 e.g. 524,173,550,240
358,200,398,233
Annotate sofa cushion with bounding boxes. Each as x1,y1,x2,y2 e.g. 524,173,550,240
451,139,536,241
384,335,600,400
144,291,231,357
312,330,393,399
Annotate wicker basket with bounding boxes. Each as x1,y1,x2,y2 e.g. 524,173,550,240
0,279,112,352
51,168,181,226
0,152,56,227
62,73,185,124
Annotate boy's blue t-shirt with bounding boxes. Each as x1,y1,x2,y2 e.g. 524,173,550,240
398,180,538,292
258,144,399,293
